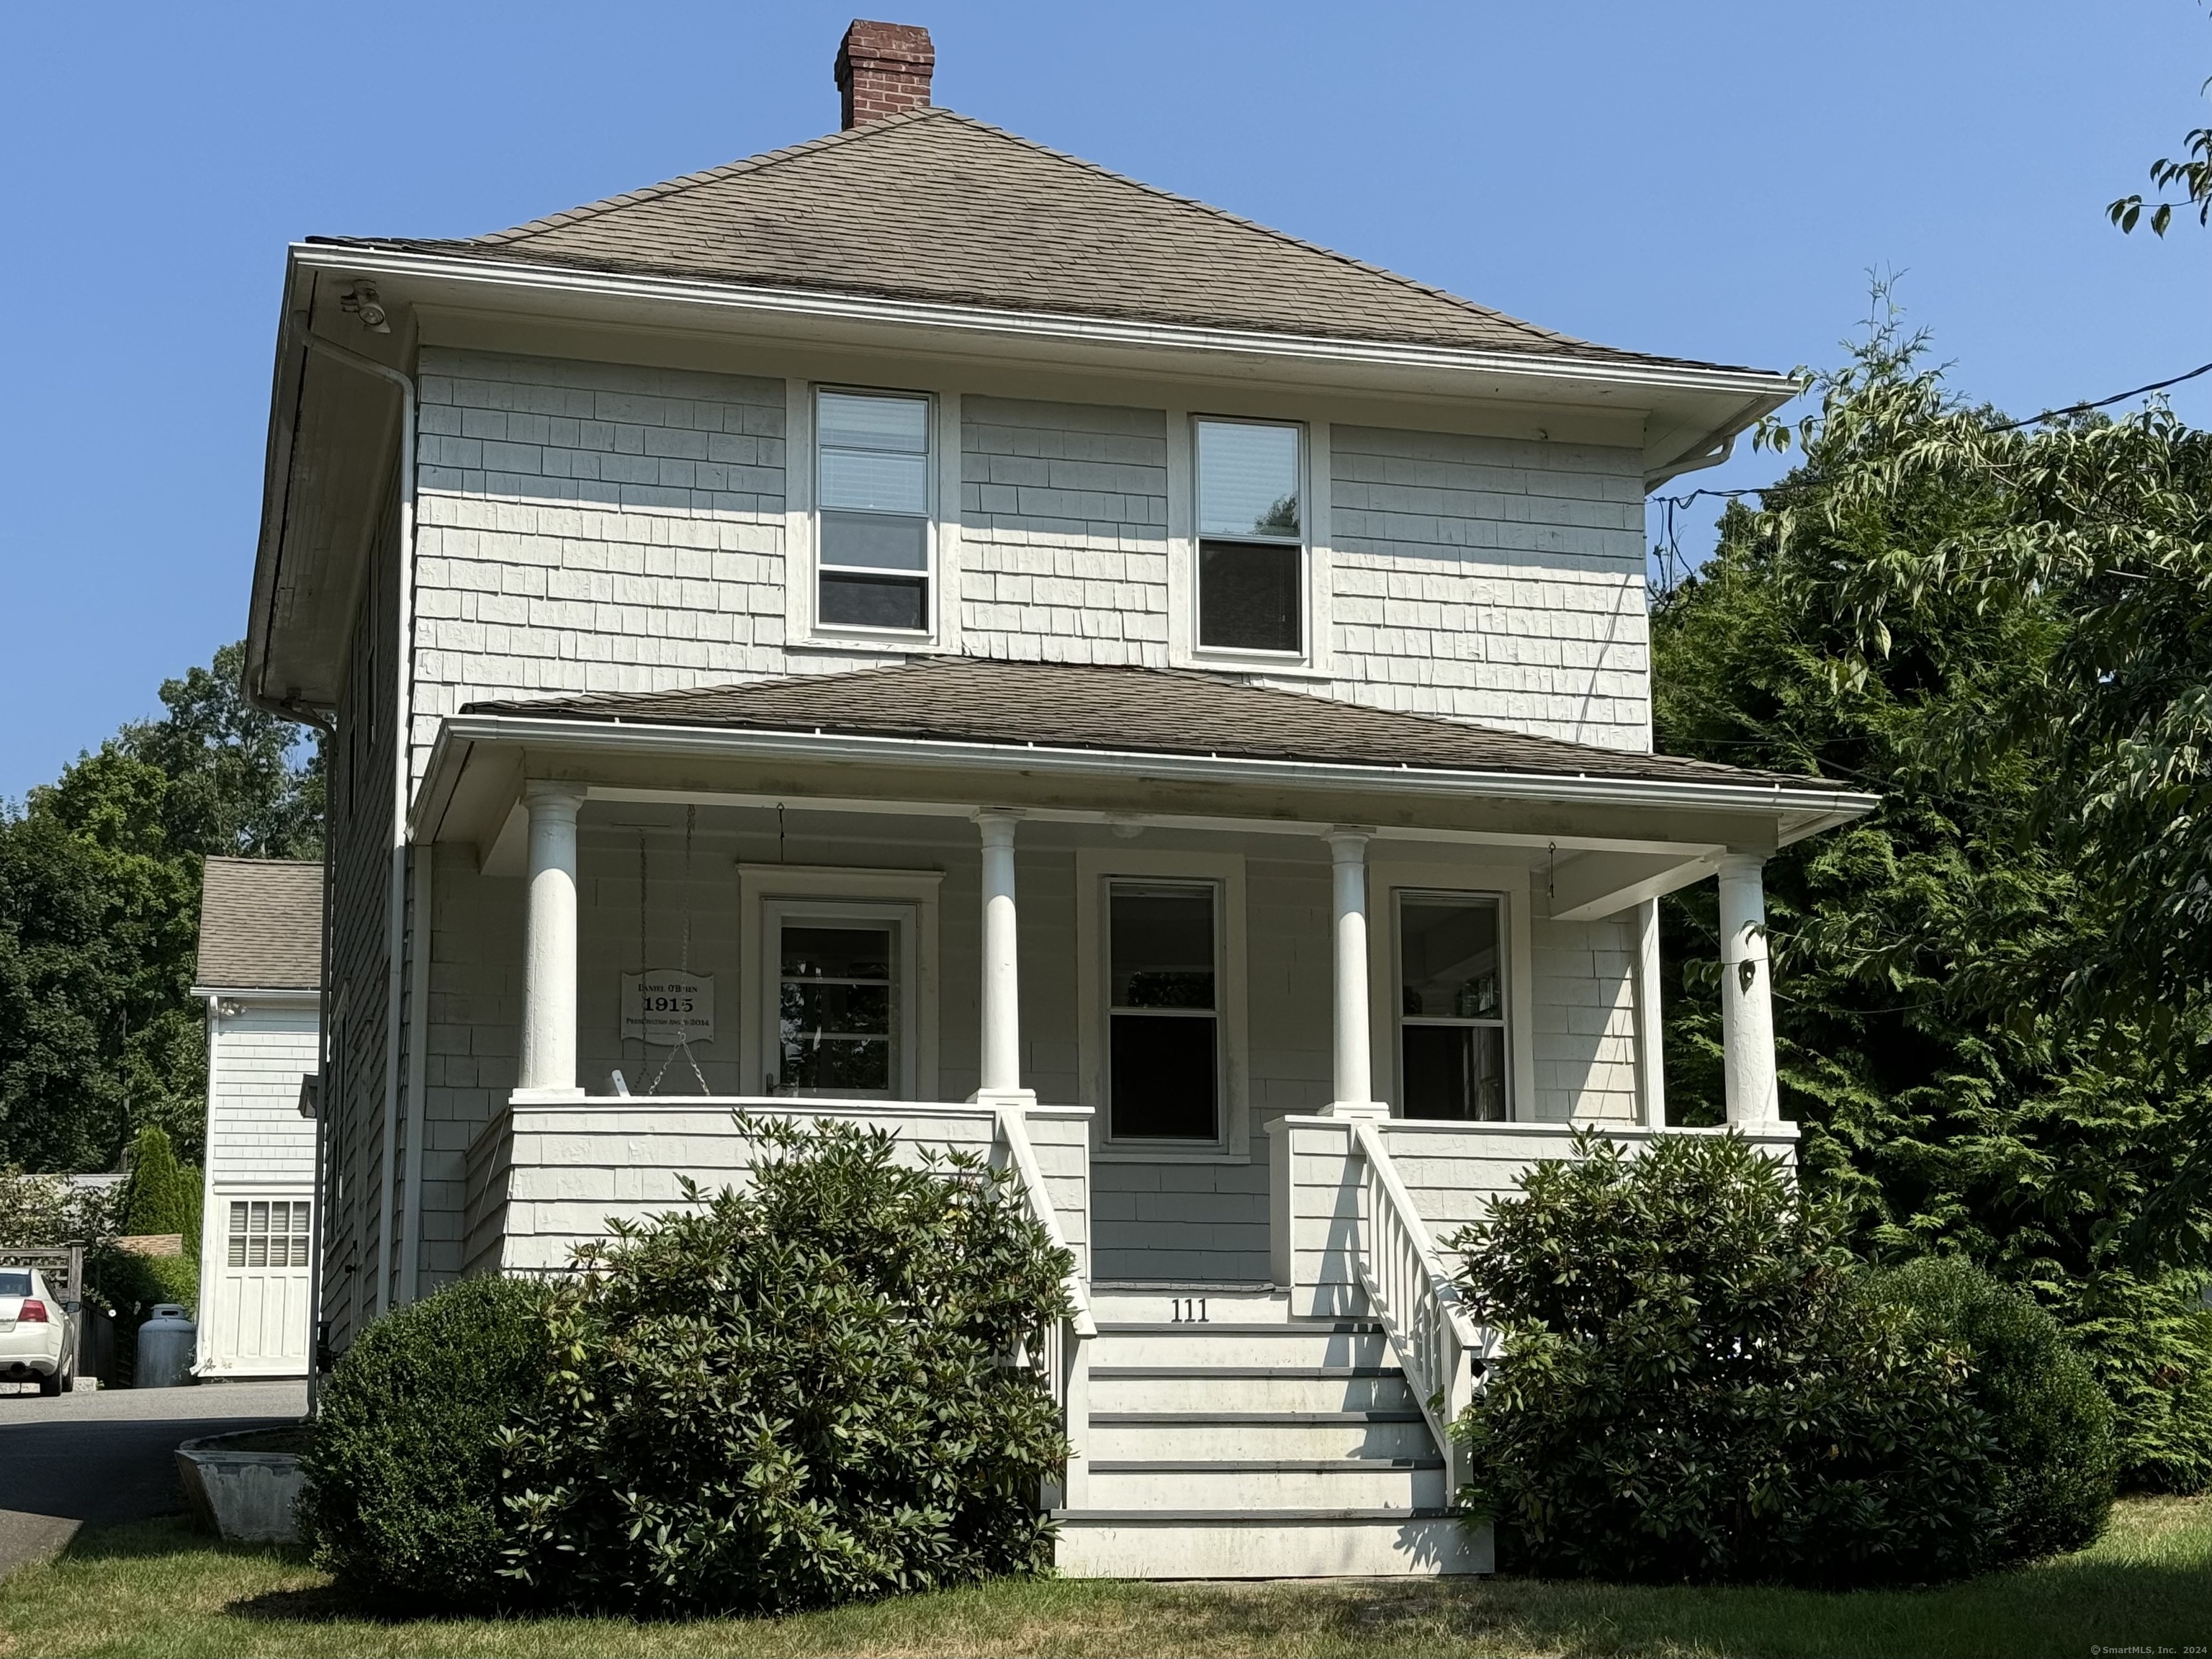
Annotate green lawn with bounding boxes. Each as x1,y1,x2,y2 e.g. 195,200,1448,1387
4,1497,2206,1659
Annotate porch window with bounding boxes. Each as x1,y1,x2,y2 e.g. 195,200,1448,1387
1398,891,1509,1121
765,900,916,1098
1107,881,1220,1140
816,389,931,633
1195,418,1303,654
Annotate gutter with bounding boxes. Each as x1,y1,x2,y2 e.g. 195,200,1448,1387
286,323,419,1324
415,711,1880,842
293,242,1802,405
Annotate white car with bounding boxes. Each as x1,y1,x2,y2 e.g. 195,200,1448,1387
0,1267,78,1395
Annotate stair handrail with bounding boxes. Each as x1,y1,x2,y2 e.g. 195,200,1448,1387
1349,1118,1487,1493
992,1101,1094,1511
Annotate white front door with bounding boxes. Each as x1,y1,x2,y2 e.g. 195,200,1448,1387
210,1196,313,1374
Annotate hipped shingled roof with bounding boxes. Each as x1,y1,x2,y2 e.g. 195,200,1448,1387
463,657,1840,795
197,858,324,992
315,108,1736,370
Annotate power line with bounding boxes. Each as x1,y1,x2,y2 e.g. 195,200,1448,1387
1646,356,2212,590
1989,359,2212,432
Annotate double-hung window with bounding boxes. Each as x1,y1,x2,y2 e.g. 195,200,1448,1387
1397,891,1509,1120
1196,418,1303,654
816,389,931,633
1106,881,1221,1141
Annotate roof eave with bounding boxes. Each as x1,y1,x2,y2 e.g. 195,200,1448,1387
413,708,1879,845
294,241,1800,410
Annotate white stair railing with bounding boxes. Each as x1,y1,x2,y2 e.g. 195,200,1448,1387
1349,1120,1488,1496
993,1103,1096,1510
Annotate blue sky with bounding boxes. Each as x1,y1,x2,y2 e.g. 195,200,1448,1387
3,1,2207,797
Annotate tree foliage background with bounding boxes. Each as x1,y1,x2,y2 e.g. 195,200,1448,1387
0,644,322,1172
1652,305,2212,1490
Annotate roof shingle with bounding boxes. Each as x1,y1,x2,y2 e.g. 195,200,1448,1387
197,858,324,992
462,657,1843,796
317,109,1746,371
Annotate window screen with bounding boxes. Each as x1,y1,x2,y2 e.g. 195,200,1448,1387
1398,894,1509,1121
817,390,929,631
1196,419,1303,653
1107,882,1220,1140
227,1200,313,1268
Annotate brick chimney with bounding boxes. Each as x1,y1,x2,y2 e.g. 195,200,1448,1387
835,20,935,128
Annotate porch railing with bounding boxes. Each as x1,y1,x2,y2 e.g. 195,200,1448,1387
992,1102,1095,1510
1348,1119,1489,1495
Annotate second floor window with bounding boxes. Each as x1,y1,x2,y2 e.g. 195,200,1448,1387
1196,418,1303,654
817,389,930,633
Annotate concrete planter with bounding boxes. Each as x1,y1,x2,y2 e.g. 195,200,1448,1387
176,1429,309,1543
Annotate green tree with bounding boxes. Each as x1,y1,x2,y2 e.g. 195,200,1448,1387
0,643,321,1170
1651,310,2212,1489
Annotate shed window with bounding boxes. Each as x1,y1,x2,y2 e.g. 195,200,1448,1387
817,390,930,633
1196,419,1303,653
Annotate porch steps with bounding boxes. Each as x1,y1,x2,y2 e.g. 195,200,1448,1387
1055,1286,1491,1578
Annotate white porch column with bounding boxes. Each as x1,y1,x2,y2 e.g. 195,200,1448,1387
517,781,586,1098
1324,827,1384,1118
1717,851,1779,1125
975,809,1032,1105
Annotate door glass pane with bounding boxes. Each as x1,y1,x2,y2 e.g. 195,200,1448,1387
1110,1015,1219,1139
1110,885,1215,1010
1401,898,1502,1019
1197,421,1300,539
780,922,896,1096
1198,541,1301,652
1402,1024,1508,1120
228,1202,247,1267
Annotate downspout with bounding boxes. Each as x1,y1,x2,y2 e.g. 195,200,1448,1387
194,996,223,1377
294,326,417,1321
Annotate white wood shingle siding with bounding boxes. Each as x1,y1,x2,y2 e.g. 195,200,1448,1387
1326,426,1650,748
205,1006,320,1175
958,396,1170,663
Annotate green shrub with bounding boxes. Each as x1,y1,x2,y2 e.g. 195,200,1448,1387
122,1125,196,1238
1452,1130,2005,1588
1876,1256,2115,1555
2064,1271,2212,1494
300,1274,552,1605
500,1115,1073,1615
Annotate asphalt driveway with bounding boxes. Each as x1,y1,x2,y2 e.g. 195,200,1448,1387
0,1378,307,1578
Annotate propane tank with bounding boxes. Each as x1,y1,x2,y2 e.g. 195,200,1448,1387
135,1303,197,1388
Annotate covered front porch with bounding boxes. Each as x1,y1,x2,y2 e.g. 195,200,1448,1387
412,659,1871,1296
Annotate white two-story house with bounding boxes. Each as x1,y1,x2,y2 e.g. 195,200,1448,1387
243,20,1873,1578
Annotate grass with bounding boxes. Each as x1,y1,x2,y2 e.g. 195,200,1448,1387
1,1498,2206,1659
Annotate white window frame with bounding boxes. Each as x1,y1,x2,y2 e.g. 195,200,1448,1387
1182,413,1315,668
738,865,943,1100
1076,848,1251,1161
1364,860,1537,1122
785,382,964,654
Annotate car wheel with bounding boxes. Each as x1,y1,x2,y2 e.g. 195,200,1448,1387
58,1362,74,1393
36,1369,61,1398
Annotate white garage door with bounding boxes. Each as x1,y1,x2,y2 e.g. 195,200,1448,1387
211,1197,313,1374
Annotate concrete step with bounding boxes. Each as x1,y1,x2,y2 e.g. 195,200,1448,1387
1085,1457,1447,1510
1092,1321,1393,1370
1089,1364,1417,1416
1089,1410,1435,1462
1090,1284,1294,1326
1053,1509,1492,1578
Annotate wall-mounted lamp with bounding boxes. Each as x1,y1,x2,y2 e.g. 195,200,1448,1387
340,282,391,334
